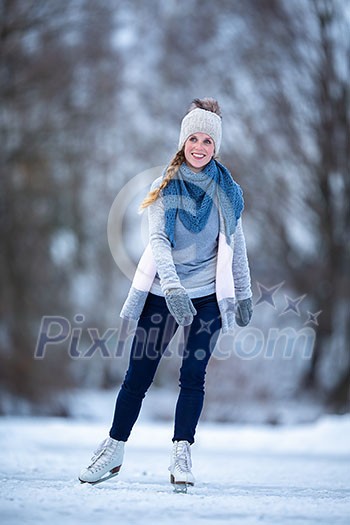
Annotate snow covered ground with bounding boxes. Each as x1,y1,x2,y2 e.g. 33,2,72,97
0,415,349,525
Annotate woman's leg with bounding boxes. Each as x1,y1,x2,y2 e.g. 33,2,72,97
110,293,178,441
172,293,221,444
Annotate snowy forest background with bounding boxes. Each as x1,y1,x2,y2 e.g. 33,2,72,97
1,0,349,422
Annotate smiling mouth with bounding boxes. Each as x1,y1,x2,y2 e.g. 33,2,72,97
192,153,206,159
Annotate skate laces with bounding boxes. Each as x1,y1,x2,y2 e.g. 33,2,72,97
89,437,118,471
173,441,192,472
92,437,111,458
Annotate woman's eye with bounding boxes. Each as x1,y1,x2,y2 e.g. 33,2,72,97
189,136,197,142
204,139,212,145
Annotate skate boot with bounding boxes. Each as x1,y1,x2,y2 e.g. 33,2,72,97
169,440,195,493
79,436,124,485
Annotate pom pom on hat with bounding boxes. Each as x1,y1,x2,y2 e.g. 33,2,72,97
178,107,222,154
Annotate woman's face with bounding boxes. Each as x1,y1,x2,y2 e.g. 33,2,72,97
184,133,215,172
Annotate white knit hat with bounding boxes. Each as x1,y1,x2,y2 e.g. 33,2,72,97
178,107,222,154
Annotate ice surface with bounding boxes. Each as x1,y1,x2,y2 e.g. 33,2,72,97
0,415,349,525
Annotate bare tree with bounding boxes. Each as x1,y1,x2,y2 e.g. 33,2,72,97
303,0,350,410
0,0,121,410
218,0,350,410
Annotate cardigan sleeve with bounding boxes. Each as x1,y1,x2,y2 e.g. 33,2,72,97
147,179,184,293
232,218,252,300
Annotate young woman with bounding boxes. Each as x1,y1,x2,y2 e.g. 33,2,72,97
78,98,252,490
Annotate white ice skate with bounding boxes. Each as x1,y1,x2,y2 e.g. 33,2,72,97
169,440,195,493
79,437,124,485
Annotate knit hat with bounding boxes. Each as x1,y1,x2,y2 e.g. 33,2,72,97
178,107,222,154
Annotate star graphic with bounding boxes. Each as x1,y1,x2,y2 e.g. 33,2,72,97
255,281,285,309
196,319,214,335
281,294,307,316
304,310,322,326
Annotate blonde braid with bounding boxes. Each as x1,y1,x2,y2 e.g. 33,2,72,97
139,148,185,210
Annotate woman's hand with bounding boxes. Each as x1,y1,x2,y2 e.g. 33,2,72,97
165,288,197,326
235,297,253,327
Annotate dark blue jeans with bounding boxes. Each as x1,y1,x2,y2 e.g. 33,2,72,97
110,292,221,444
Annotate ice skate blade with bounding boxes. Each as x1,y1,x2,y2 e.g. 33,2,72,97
79,466,120,486
173,484,190,494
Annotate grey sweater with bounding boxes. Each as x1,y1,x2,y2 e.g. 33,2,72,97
148,174,252,300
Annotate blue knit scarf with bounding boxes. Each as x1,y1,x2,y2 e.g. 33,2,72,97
162,159,244,248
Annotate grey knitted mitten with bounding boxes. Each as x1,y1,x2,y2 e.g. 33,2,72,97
235,297,253,327
165,288,197,326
